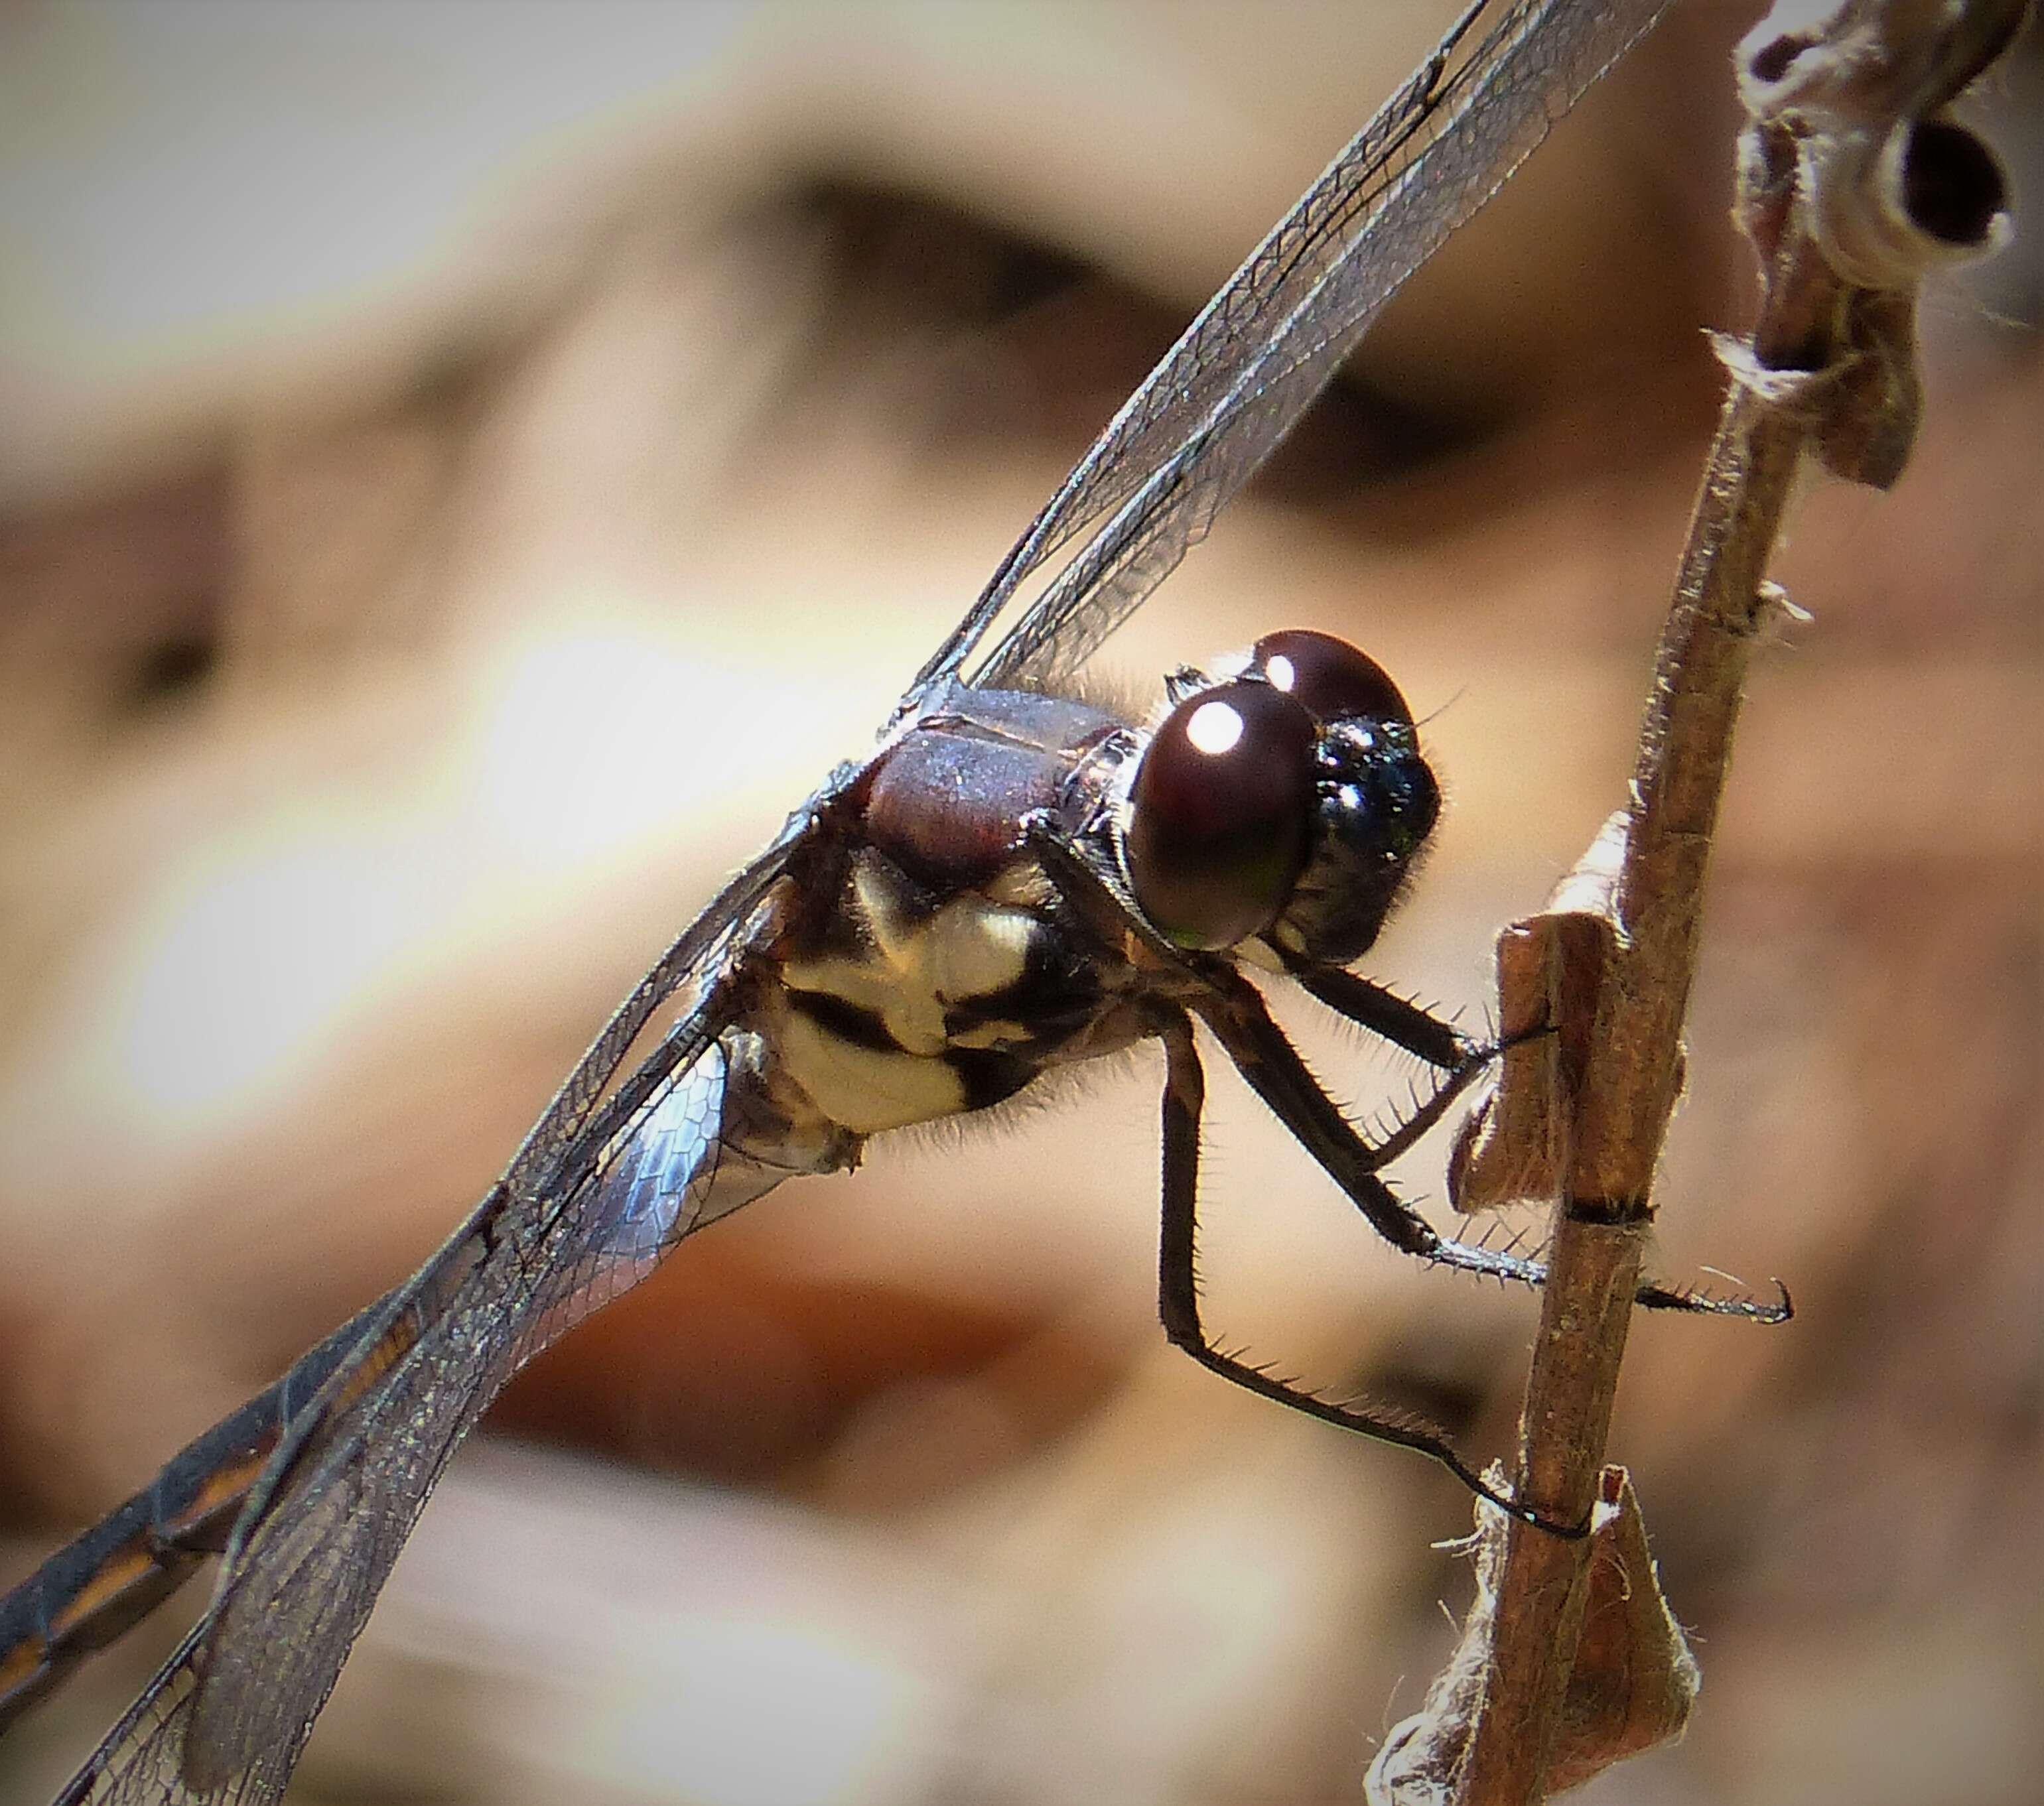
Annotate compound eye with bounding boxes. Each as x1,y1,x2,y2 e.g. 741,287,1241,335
1124,680,1316,950
1253,629,1412,725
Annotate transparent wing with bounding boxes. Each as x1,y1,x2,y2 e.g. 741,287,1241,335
913,0,1667,698
55,833,803,1806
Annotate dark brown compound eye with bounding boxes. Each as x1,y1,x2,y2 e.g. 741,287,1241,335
1251,629,1412,725
1124,679,1316,950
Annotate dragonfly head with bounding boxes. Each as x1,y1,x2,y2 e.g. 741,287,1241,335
1119,629,1438,963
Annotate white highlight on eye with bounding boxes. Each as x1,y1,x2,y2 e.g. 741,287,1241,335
1266,653,1299,694
1186,698,1246,755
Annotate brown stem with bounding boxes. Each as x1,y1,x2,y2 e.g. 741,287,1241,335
1412,6,2027,1803
1452,371,1808,1806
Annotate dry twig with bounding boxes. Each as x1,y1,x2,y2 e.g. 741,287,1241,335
1370,2,2027,1800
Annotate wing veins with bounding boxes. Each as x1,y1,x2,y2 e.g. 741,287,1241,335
54,827,805,1804
918,0,1667,696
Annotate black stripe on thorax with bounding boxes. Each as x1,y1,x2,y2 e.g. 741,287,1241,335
787,988,903,1054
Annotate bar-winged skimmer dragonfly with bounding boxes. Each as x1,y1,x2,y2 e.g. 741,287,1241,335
1,3,1776,1799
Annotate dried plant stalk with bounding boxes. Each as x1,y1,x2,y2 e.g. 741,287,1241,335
1371,2,2028,1801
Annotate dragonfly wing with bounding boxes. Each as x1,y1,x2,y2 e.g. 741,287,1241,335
54,826,812,1806
59,1032,767,1806
914,0,1667,697
50,1619,209,1806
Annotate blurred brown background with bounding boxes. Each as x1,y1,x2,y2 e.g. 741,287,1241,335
0,3,2037,1802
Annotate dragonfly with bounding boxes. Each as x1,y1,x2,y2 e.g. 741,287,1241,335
0,3,1775,1799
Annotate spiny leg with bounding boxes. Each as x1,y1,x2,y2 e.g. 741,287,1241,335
1030,812,1505,1265
1150,1007,1579,1537
1285,960,1513,1168
1025,813,1783,1321
1285,962,1472,1072
1024,810,1488,1155
1190,967,1787,1320
1024,812,1482,1126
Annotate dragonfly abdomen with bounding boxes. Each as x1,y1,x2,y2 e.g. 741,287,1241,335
0,1308,375,1732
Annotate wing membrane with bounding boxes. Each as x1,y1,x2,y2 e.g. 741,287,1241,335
915,0,1667,696
56,835,801,1805
63,1034,755,1805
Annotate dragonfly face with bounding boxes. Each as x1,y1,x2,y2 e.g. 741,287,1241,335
1128,629,1440,962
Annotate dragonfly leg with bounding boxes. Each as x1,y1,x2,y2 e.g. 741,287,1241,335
1190,968,1790,1320
1150,1006,1583,1538
1188,968,1519,1259
1026,814,1784,1322
1022,810,1189,968
1284,962,1476,1071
